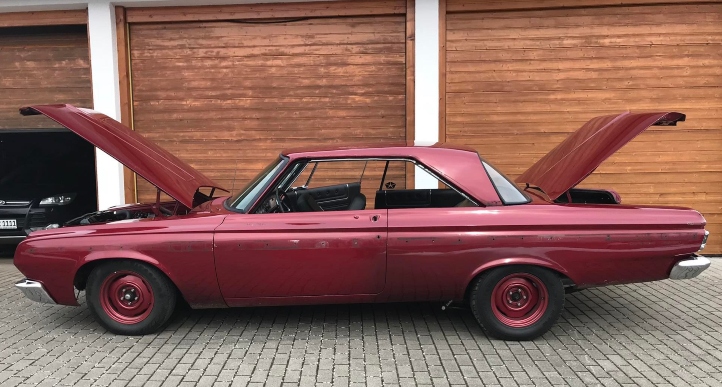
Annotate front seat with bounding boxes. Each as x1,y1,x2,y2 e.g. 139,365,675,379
296,193,323,212
348,193,366,210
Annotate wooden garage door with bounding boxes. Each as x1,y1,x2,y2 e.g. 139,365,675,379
0,25,92,129
126,1,409,203
445,1,722,253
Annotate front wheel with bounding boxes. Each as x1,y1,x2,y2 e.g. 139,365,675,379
470,265,565,341
86,260,177,335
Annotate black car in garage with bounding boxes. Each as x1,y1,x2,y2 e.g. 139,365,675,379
0,130,97,245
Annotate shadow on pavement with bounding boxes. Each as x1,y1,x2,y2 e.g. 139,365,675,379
0,244,16,259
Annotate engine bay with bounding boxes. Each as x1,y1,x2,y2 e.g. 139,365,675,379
64,202,187,227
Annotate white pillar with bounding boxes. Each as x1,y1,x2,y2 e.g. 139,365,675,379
414,0,440,188
87,2,126,209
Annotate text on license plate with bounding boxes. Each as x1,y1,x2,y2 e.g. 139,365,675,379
0,219,17,229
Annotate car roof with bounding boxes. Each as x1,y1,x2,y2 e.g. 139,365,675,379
280,142,503,206
281,142,480,159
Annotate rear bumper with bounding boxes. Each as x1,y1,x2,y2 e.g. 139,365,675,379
669,255,711,280
15,278,57,304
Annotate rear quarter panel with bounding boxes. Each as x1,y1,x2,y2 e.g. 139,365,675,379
383,204,705,302
13,214,227,307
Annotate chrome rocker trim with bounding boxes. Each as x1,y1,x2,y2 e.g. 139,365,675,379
15,279,56,304
669,255,711,280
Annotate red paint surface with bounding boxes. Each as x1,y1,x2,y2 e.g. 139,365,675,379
215,210,388,304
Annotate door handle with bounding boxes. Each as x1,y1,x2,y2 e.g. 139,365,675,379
370,215,380,222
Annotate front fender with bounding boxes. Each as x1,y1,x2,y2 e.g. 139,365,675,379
71,241,227,309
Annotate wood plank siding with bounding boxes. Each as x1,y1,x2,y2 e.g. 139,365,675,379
0,10,87,28
445,1,722,253
126,1,409,203
0,25,92,130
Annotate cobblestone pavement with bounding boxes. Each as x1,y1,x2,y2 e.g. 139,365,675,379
1,258,721,387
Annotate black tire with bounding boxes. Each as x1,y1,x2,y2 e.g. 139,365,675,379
86,260,177,335
469,265,564,341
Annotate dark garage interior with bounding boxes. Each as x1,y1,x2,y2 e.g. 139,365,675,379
0,130,97,251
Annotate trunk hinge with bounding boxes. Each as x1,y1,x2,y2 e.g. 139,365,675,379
151,188,162,217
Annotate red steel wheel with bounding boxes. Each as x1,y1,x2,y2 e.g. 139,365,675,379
490,273,549,328
470,265,565,341
87,261,177,335
99,271,154,324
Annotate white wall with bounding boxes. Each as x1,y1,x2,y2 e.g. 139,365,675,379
1,0,442,206
414,0,440,189
87,2,126,209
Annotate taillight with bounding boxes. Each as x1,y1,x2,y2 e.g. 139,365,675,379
700,230,709,251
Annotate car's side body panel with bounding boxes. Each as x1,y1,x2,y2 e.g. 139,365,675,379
14,213,228,308
383,205,705,303
214,210,388,304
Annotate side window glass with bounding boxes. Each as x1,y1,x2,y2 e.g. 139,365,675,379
292,160,364,189
375,160,477,209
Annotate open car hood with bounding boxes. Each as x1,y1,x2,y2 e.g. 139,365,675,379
515,111,686,200
20,104,227,209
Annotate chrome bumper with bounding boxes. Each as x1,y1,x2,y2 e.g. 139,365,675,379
669,255,711,280
15,279,56,304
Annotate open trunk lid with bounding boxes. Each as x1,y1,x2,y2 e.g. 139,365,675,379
515,111,685,200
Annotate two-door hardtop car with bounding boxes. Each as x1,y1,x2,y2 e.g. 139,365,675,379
13,104,709,340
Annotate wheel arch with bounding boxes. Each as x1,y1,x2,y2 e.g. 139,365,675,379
461,258,575,302
73,253,187,305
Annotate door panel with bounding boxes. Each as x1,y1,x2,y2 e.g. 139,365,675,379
286,182,362,211
214,210,387,301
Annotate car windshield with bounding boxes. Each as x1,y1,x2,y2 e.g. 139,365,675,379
226,157,287,212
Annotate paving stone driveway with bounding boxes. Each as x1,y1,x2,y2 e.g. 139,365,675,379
1,258,721,387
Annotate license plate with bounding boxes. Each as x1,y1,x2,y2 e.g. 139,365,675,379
0,219,17,229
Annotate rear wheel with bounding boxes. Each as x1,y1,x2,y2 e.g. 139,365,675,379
470,265,564,341
86,260,176,335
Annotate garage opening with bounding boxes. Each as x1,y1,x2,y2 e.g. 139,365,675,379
0,129,97,244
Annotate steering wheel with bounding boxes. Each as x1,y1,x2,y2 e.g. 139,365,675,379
274,188,290,213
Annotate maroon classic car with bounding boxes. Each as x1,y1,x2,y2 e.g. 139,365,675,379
13,105,709,340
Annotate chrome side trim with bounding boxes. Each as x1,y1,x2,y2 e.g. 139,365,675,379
15,279,56,304
669,255,711,280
